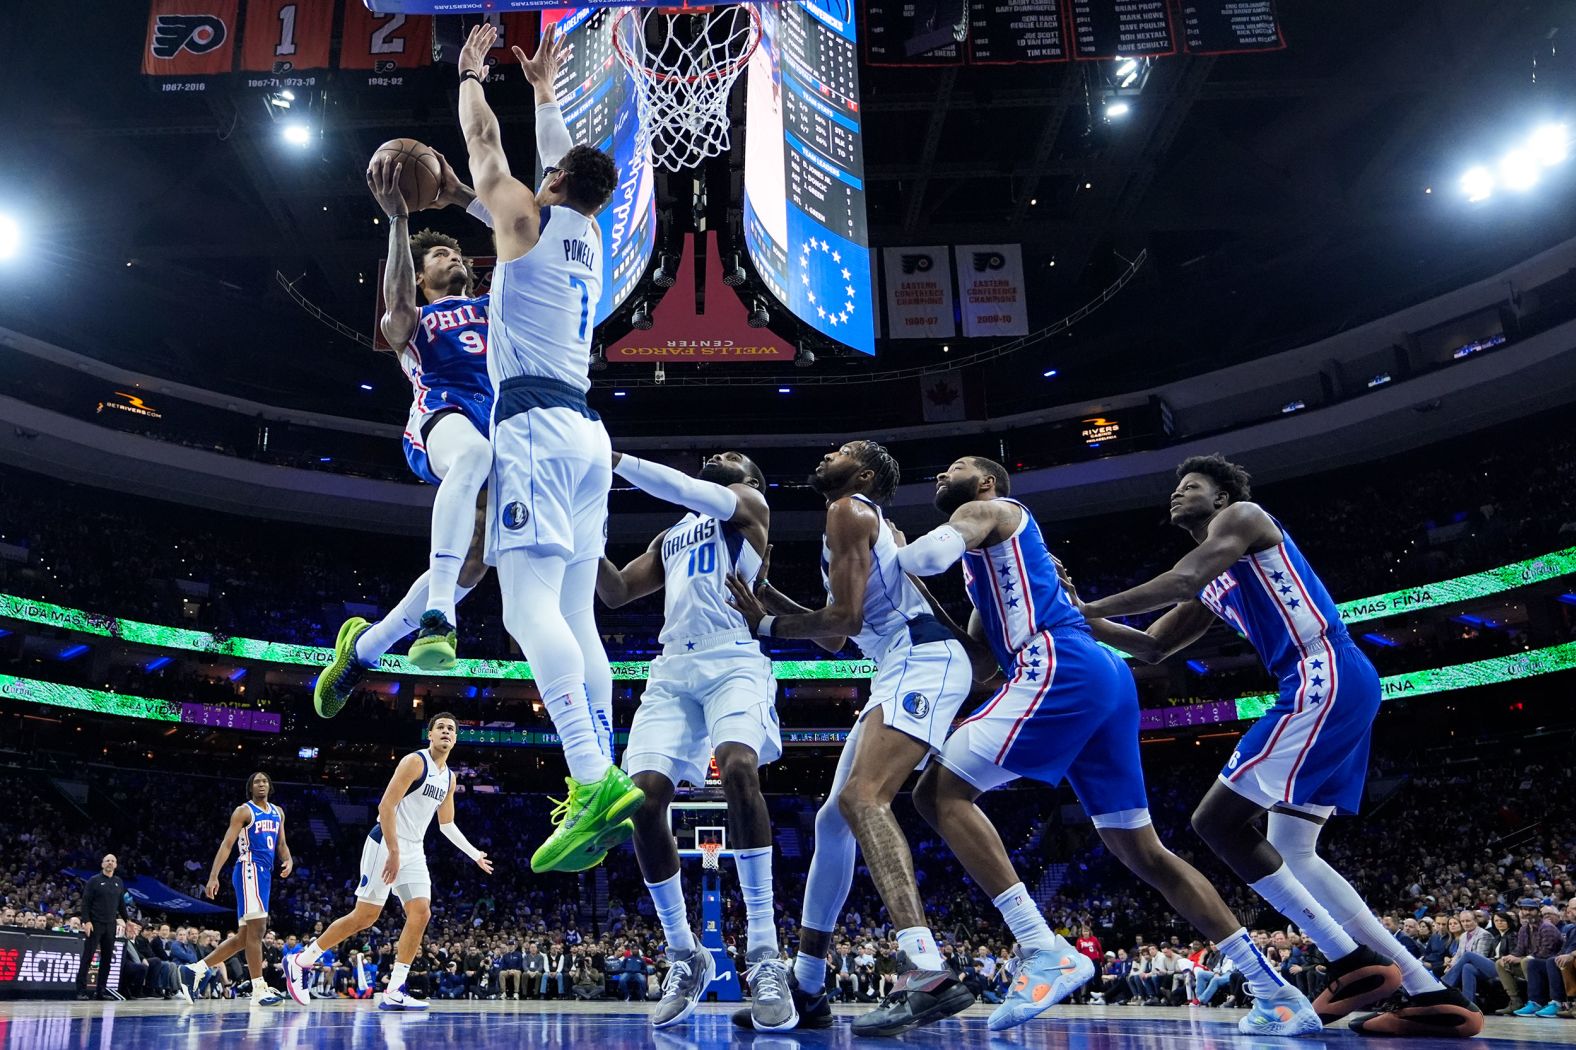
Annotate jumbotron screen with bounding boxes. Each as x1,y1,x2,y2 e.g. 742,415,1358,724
743,2,875,354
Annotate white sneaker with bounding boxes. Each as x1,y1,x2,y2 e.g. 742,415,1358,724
175,964,198,1005
254,984,285,1006
284,956,312,1006
379,989,430,1011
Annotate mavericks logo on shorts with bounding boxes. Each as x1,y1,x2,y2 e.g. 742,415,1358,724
503,501,530,531
901,691,930,718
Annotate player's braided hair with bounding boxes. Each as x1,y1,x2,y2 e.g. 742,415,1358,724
850,440,901,505
1176,453,1252,504
557,144,619,213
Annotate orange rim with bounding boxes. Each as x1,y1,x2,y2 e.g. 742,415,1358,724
611,4,763,86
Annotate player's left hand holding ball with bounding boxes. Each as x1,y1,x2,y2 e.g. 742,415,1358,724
725,572,766,632
475,852,495,875
430,149,464,210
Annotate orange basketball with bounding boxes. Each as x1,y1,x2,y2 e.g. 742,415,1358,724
371,138,444,211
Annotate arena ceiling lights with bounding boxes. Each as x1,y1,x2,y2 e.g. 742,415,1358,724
1459,122,1571,202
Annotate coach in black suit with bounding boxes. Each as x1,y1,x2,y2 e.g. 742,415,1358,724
76,854,128,1000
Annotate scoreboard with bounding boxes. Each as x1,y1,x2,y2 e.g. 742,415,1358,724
743,1,875,354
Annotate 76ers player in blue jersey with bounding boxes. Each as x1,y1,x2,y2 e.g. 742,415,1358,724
177,772,292,1006
314,160,497,718
896,456,1319,1037
1079,455,1482,1038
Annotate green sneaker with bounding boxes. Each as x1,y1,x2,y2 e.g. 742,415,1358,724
558,820,635,873
407,609,457,671
530,770,645,874
313,617,373,719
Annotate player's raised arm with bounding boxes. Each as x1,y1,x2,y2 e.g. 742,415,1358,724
368,157,420,350
514,23,574,171
437,779,493,874
1081,502,1279,619
597,532,667,609
610,452,764,526
456,23,541,261
205,805,250,900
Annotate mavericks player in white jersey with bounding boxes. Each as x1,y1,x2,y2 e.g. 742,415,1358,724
596,451,794,1030
284,713,492,1010
456,23,642,876
725,441,977,1036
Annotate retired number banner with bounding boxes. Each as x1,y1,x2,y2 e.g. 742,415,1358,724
883,247,955,339
142,0,240,91
956,244,1028,337
239,0,336,88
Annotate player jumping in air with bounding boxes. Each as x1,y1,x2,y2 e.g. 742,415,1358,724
597,451,794,1029
456,23,639,873
1076,455,1483,1038
894,455,1323,1036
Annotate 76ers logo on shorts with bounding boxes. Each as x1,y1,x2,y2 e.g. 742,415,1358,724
502,501,530,531
901,691,930,718
151,15,228,59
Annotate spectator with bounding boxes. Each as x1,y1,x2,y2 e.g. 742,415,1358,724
119,919,150,999
543,943,567,1000
1444,909,1501,1007
437,961,466,1000
498,942,523,1000
570,949,603,1001
1514,905,1567,1017
1498,900,1540,1012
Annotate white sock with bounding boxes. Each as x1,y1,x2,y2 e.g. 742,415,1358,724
296,942,323,967
190,959,208,976
1218,926,1287,999
794,951,827,996
897,926,945,972
389,961,411,994
734,846,778,955
562,560,615,760
355,577,476,664
646,872,695,954
800,722,862,933
546,691,611,783
1249,864,1359,958
992,882,1062,953
426,553,463,623
1266,811,1443,995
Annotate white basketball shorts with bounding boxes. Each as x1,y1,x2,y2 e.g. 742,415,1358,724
487,401,611,564
355,830,432,906
861,621,972,756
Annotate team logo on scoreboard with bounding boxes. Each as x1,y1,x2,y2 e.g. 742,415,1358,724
899,254,933,274
151,15,228,60
972,251,1007,272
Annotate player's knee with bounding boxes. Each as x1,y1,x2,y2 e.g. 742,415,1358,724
911,773,941,827
836,782,882,827
1189,803,1221,846
404,899,432,924
813,797,848,838
717,754,760,800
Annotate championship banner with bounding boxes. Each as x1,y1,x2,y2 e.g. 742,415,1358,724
339,0,431,86
1181,0,1286,55
956,243,1028,337
882,247,955,339
239,0,336,89
141,0,240,92
1069,0,1176,60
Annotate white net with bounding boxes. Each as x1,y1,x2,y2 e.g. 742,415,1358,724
699,843,724,870
612,4,763,172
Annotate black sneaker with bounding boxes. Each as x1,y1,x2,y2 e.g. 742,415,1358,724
731,971,834,1030
1348,986,1485,1038
1310,945,1402,1023
851,961,976,1038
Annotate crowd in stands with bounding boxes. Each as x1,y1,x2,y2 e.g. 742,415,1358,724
2,724,1572,1016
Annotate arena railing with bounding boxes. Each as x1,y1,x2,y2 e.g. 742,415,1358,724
0,546,1570,680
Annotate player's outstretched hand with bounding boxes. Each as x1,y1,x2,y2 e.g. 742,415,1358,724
725,571,765,632
513,23,562,89
458,22,497,81
475,852,495,875
280,856,294,879
367,156,407,219
205,877,219,901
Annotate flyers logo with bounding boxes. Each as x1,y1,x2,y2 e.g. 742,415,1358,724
900,254,932,274
151,15,228,60
972,251,1006,272
375,60,398,74
272,60,295,74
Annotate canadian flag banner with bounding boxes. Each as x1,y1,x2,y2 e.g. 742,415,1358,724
920,372,966,422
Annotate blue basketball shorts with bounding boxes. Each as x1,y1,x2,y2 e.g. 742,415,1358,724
233,859,271,922
402,391,492,485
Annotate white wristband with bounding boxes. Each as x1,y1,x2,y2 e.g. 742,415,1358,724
757,616,776,639
465,196,495,229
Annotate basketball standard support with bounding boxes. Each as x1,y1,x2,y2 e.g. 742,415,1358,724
699,855,742,1002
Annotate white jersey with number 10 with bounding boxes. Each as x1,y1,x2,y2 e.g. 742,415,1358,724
487,206,603,396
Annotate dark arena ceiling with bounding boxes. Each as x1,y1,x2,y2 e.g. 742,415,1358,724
3,1,1575,433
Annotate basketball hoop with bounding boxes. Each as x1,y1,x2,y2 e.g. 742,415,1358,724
699,842,724,870
612,4,763,172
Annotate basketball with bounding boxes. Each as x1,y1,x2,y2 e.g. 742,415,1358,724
371,138,444,211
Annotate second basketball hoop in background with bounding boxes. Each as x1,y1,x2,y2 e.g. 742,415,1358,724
611,4,762,172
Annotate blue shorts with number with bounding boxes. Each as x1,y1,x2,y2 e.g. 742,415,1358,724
233,860,271,921
402,392,493,486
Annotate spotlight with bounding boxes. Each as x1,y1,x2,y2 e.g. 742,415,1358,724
1281,399,1306,414
0,214,19,260
1459,166,1494,202
631,299,654,330
1105,100,1131,119
653,252,677,288
747,297,770,328
267,90,292,109
590,345,607,372
777,387,792,394
1042,368,1058,378
282,123,312,147
722,253,747,287
1530,122,1570,166
1499,149,1539,191
795,345,816,368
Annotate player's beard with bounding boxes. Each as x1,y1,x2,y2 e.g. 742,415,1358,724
933,476,979,514
699,461,748,487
